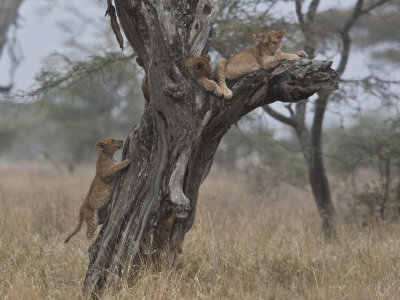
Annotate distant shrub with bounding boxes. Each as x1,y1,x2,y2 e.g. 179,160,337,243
354,181,400,223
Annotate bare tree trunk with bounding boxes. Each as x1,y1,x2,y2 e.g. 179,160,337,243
82,1,338,297
396,180,400,216
262,0,338,239
264,0,389,239
309,93,336,237
379,158,391,219
0,0,23,57
0,0,23,92
264,95,336,239
294,95,336,237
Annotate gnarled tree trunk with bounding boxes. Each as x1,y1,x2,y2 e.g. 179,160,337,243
83,0,338,297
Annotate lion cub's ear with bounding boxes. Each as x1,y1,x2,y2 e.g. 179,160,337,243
276,29,286,39
253,33,264,42
96,141,105,149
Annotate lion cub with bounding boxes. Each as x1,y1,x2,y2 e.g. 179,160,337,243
214,29,308,99
142,55,223,102
64,137,130,243
185,55,223,97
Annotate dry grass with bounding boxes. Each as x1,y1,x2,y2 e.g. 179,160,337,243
0,163,399,299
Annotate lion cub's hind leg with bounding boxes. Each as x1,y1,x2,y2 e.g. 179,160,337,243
97,203,110,224
85,210,99,241
213,58,233,100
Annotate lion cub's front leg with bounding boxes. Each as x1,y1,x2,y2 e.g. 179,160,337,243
277,50,309,62
198,77,224,97
262,51,307,70
296,51,308,58
213,58,233,100
102,159,130,182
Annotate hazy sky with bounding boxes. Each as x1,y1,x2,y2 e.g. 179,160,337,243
0,0,113,90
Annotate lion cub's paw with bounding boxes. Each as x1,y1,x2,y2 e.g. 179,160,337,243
122,159,131,167
222,87,233,100
296,51,308,59
214,85,224,97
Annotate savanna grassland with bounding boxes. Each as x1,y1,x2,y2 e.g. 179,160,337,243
0,162,399,299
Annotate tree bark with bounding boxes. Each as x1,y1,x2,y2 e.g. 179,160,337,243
83,1,338,297
309,93,336,237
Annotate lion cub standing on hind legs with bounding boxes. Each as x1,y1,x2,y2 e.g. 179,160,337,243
214,29,308,99
64,137,130,243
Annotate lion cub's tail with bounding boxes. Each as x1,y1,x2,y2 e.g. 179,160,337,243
64,212,83,243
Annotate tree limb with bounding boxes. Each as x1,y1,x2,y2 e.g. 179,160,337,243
295,0,305,26
306,0,320,23
361,0,391,14
337,0,390,76
105,0,124,49
263,105,296,127
0,0,23,58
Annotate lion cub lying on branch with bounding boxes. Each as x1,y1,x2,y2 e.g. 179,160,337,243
142,55,223,102
64,137,130,243
214,29,308,99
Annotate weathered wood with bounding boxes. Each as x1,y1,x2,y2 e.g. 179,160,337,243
83,0,338,297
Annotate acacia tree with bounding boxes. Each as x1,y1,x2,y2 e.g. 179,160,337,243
83,0,338,296
263,0,392,238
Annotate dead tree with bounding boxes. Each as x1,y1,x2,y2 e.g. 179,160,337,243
83,0,338,297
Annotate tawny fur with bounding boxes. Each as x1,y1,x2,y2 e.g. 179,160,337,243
64,137,130,243
142,75,150,103
141,55,223,101
214,29,308,99
185,55,223,97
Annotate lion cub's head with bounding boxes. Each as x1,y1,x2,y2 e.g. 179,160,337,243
253,29,286,55
95,137,124,155
185,55,212,80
